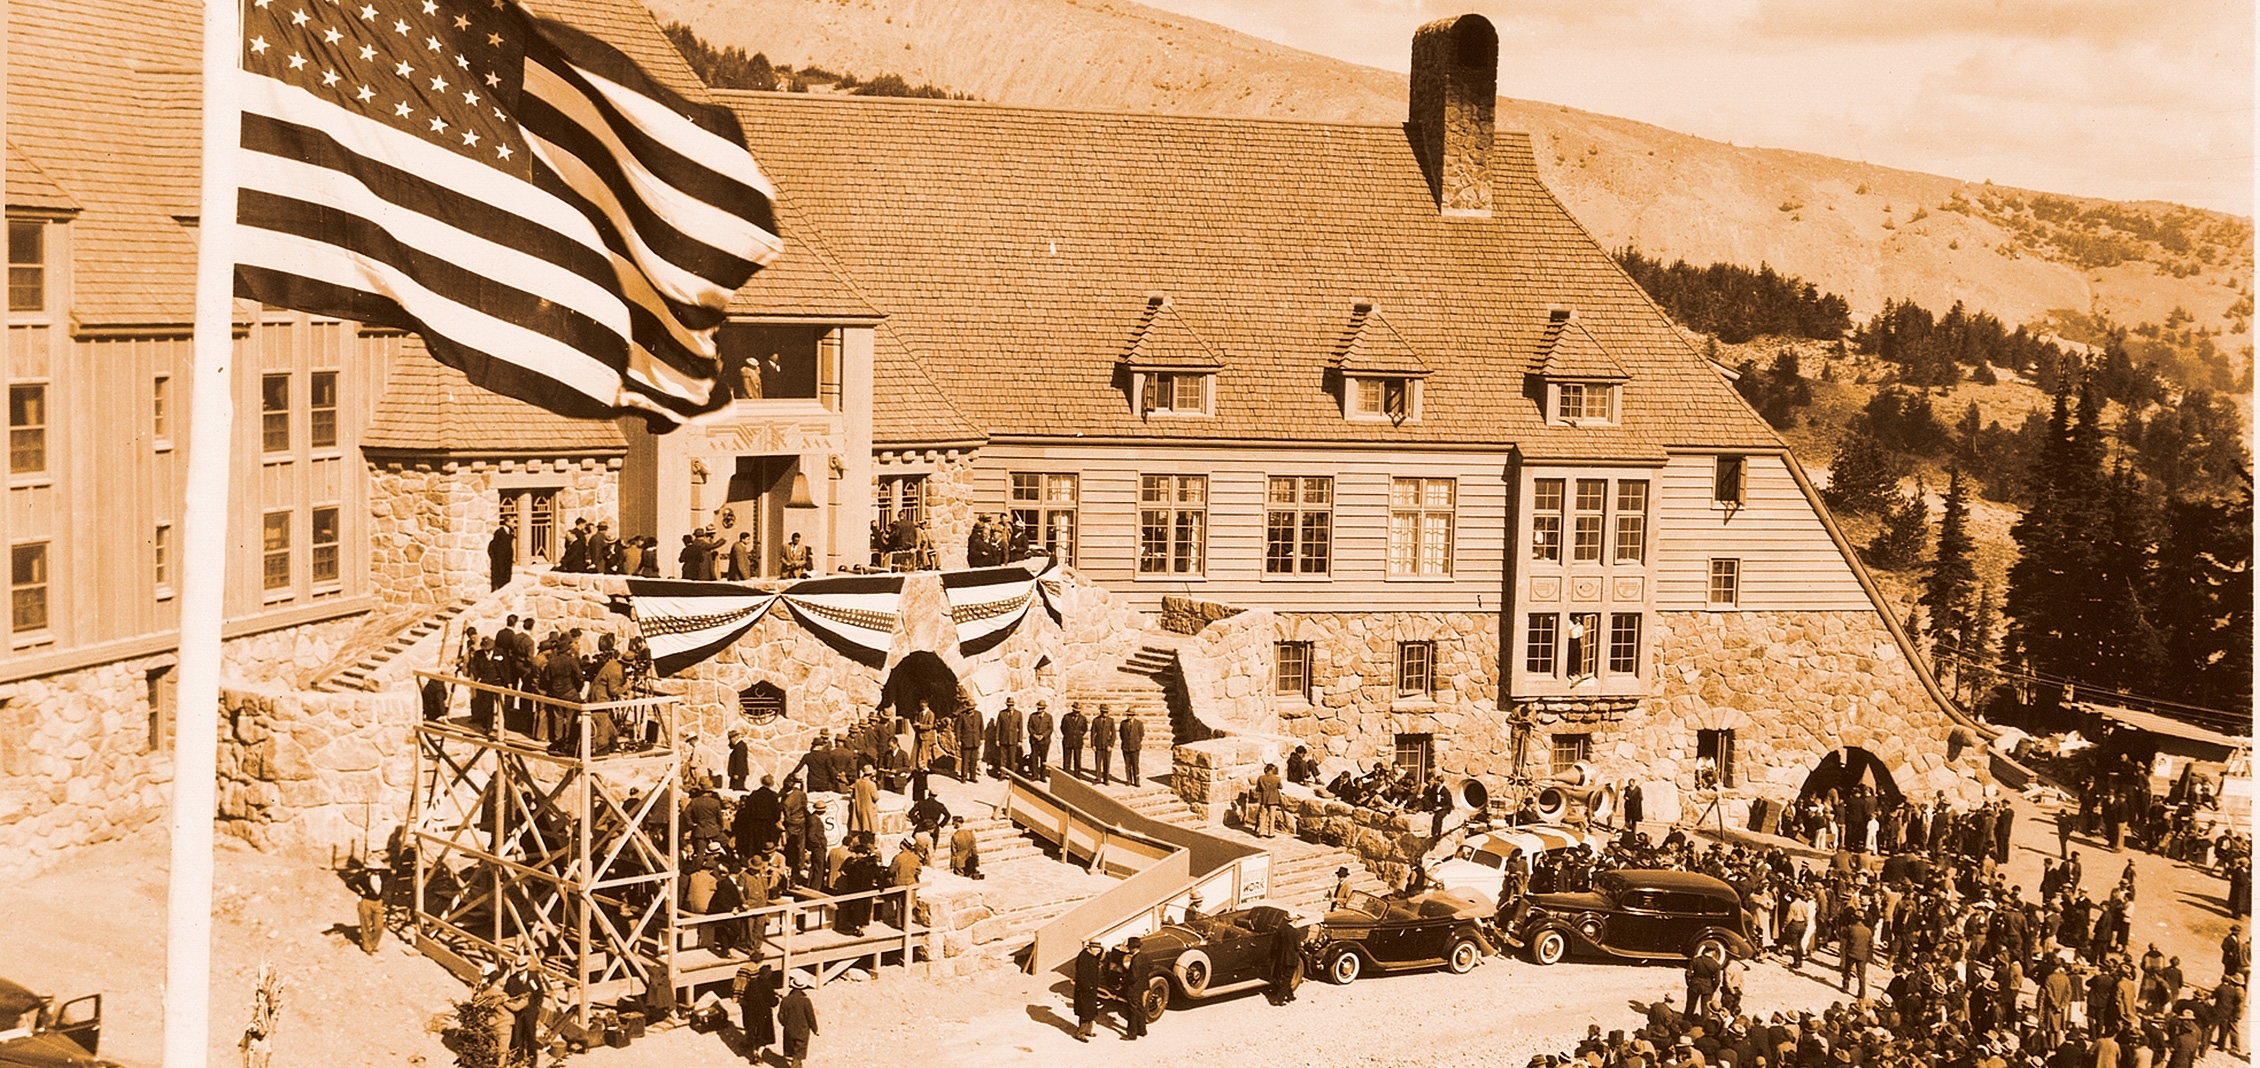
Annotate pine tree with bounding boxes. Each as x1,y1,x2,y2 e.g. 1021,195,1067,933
1921,469,1977,677
2150,475,2254,712
1865,483,1930,571
1960,585,1997,703
2005,382,2111,709
1822,430,1901,518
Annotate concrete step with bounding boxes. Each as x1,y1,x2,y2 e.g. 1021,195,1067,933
1119,645,1177,677
311,598,474,692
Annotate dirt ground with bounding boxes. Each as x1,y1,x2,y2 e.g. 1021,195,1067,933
2,792,2246,1068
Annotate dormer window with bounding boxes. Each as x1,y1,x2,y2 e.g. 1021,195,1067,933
1552,381,1618,425
1347,375,1421,422
1138,371,1212,416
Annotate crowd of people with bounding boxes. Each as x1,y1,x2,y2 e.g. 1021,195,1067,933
1516,803,2249,1068
485,515,817,591
441,615,656,756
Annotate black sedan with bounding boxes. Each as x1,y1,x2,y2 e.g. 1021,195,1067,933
1112,904,1306,1021
1503,869,1754,966
1304,888,1495,984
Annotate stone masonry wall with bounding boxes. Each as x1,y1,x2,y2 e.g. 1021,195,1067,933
368,458,619,609
1270,610,1502,777
214,686,417,856
873,449,978,572
0,611,367,879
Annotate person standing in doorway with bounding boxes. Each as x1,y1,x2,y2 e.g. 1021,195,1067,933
728,532,755,582
487,519,515,591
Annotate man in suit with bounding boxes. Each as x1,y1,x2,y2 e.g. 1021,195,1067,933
955,704,984,783
487,520,515,590
992,698,1023,781
1091,706,1118,785
1119,712,1144,785
589,521,617,574
1060,703,1088,779
780,533,813,578
1025,700,1053,781
777,974,818,1068
728,532,755,581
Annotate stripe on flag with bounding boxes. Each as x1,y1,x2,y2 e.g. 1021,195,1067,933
626,579,779,676
232,0,781,427
941,563,1042,657
781,574,905,668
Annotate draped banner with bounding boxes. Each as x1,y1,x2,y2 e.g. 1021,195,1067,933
1030,555,1065,627
626,578,779,677
779,573,905,668
941,561,1044,657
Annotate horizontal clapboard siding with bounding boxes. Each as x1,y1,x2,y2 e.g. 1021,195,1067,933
974,444,1508,614
1654,453,1869,611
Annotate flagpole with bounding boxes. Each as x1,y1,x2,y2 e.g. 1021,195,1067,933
165,0,241,1061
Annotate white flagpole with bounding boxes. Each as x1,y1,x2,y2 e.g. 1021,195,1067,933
165,0,241,1060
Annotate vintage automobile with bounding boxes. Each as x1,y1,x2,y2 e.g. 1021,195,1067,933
1303,888,1495,984
1426,824,1602,902
1503,868,1754,966
1113,904,1306,1021
0,977,110,1068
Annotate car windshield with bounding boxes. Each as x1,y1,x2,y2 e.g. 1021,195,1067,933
1592,871,1629,898
1337,890,1393,917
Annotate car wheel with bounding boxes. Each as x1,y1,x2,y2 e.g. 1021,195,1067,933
1286,951,1307,992
1139,975,1170,1023
1694,936,1731,967
1530,928,1568,966
1326,947,1363,985
1446,937,1481,974
1175,950,1212,997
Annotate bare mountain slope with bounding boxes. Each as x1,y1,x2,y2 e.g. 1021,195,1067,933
659,0,2252,339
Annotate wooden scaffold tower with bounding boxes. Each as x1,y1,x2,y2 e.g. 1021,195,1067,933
407,671,684,1026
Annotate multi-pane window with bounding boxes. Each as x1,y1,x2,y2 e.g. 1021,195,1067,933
1009,472,1079,566
1530,477,1563,562
10,543,48,632
1557,382,1615,422
153,524,172,594
1137,474,1207,575
311,506,341,585
1715,456,1746,505
9,384,45,475
262,511,291,591
1558,382,1588,421
875,474,927,531
1550,732,1591,777
1697,729,1737,788
1607,613,1642,675
1524,613,1558,674
1572,478,1607,562
1274,640,1312,697
261,373,290,453
1708,559,1741,606
1394,733,1434,783
1396,640,1435,696
1388,477,1455,576
1264,476,1332,575
499,489,559,563
1614,480,1649,564
309,371,338,449
8,221,44,313
1142,372,1208,415
1350,376,1410,420
1566,612,1600,678
152,376,170,442
146,665,177,753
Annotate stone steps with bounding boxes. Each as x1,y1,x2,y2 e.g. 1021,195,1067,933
1059,684,1174,756
1104,784,1391,913
960,815,1046,866
312,598,476,692
1119,645,1177,679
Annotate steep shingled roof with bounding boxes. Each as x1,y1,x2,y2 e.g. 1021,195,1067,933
1532,312,1629,381
6,145,80,213
523,0,710,104
363,339,627,455
1123,296,1226,369
720,93,1780,455
871,323,980,447
1336,302,1432,376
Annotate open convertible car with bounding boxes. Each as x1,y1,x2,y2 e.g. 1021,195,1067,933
1502,869,1754,966
0,977,111,1068
1115,904,1307,1021
1303,888,1495,984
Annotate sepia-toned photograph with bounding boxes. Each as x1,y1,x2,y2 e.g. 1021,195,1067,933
0,0,2249,1065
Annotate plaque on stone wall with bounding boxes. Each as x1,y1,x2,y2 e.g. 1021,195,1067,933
738,680,786,725
1570,576,1603,602
1529,576,1561,602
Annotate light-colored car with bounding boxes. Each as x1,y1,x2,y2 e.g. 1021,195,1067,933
1426,824,1601,903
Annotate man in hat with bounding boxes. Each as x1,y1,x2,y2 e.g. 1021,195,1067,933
777,974,818,1068
1059,702,1088,779
1117,937,1151,1040
993,698,1023,781
1330,866,1357,910
487,518,516,591
1090,705,1117,785
1119,710,1145,786
1842,909,1875,999
2213,973,2247,1055
949,816,982,880
956,702,984,783
1072,939,1105,1041
346,857,386,955
1025,700,1053,782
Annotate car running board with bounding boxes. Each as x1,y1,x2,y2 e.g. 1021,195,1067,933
1200,978,1273,998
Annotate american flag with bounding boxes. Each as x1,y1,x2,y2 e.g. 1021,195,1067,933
234,0,782,426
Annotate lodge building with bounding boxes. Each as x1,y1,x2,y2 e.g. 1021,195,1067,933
0,0,1988,874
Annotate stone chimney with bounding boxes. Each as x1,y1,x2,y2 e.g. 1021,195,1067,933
1408,14,1498,217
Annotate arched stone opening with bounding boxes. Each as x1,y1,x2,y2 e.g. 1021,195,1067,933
1795,745,1904,810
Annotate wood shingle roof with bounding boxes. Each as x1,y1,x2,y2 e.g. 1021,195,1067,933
363,339,627,455
720,92,1780,456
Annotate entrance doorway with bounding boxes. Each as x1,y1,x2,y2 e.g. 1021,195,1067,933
878,650,967,775
720,456,797,579
1794,746,1904,809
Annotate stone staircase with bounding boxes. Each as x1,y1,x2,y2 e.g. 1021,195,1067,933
309,598,477,692
956,813,1046,867
1106,783,1391,916
1059,685,1174,756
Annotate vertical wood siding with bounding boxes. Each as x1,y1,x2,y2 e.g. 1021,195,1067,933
1653,453,1869,612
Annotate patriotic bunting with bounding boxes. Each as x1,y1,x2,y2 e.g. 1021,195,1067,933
941,562,1042,657
625,578,777,676
779,574,905,668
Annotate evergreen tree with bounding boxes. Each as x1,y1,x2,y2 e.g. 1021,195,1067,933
2004,382,2111,708
1822,430,1901,518
1921,470,1977,677
2150,475,2254,712
1960,585,1997,703
1865,483,1930,571
2089,463,2165,691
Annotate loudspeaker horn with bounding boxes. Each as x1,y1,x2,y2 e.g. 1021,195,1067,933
1591,783,1619,826
1459,778,1489,812
1542,762,1598,789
